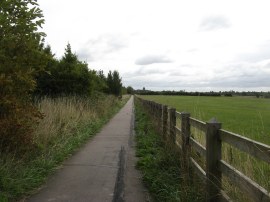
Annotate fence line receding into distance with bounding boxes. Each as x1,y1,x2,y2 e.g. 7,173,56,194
136,96,270,202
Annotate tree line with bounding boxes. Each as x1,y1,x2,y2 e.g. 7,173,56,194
35,43,123,97
135,89,270,98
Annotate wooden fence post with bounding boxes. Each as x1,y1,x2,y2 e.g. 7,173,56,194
167,108,171,144
206,118,222,202
158,104,162,133
181,112,191,163
151,102,154,115
168,108,176,145
162,105,168,141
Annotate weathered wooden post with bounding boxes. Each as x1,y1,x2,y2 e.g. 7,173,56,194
168,108,176,145
152,102,154,114
162,105,168,141
154,103,157,122
154,103,158,129
206,118,222,202
181,112,191,162
167,108,172,144
159,104,162,133
157,104,160,132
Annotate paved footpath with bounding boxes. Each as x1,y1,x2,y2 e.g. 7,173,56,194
28,96,150,202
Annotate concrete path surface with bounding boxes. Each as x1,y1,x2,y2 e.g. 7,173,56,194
27,96,150,202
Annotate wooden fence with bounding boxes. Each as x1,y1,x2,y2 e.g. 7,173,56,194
136,96,270,202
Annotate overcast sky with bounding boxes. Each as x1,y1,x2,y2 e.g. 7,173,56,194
39,0,270,91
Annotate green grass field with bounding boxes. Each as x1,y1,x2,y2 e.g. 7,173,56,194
139,95,270,201
140,95,270,145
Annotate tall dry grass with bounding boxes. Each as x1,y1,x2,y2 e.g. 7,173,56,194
0,94,129,201
184,124,270,201
33,94,120,146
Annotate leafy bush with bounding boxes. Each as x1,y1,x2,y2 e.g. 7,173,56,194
0,0,46,150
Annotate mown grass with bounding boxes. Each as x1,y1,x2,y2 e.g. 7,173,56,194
139,95,270,201
135,99,204,202
0,94,130,201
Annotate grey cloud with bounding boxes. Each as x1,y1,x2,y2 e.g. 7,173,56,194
77,34,128,62
124,73,270,91
187,48,199,52
136,66,169,75
123,67,169,79
87,34,127,52
199,15,231,31
123,60,270,91
207,74,270,88
124,77,182,90
168,71,191,77
202,61,270,88
236,40,270,63
135,55,173,65
77,48,94,62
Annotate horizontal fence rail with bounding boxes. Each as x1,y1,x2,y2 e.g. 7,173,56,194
136,96,270,202
219,129,270,164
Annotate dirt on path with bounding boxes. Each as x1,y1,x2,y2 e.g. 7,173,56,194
27,96,150,202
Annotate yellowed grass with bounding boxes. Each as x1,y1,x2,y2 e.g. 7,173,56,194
33,95,121,146
189,126,270,201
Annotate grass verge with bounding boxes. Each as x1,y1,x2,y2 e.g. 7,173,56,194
0,94,130,201
134,99,204,202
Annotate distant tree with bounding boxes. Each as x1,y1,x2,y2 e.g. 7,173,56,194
107,70,114,94
107,70,122,96
122,86,127,95
34,45,59,95
56,43,90,95
255,93,260,98
112,70,122,96
127,86,134,94
35,43,93,96
0,0,46,149
94,70,108,93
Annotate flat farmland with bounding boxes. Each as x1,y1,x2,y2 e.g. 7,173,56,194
139,95,270,200
139,95,270,145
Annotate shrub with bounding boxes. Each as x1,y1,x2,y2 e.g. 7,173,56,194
0,0,46,151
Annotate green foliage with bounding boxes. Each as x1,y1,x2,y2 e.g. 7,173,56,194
107,70,122,96
135,101,204,201
34,44,115,97
93,70,108,93
34,45,59,95
55,43,91,95
121,86,127,95
35,43,92,96
0,0,46,149
127,86,134,94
